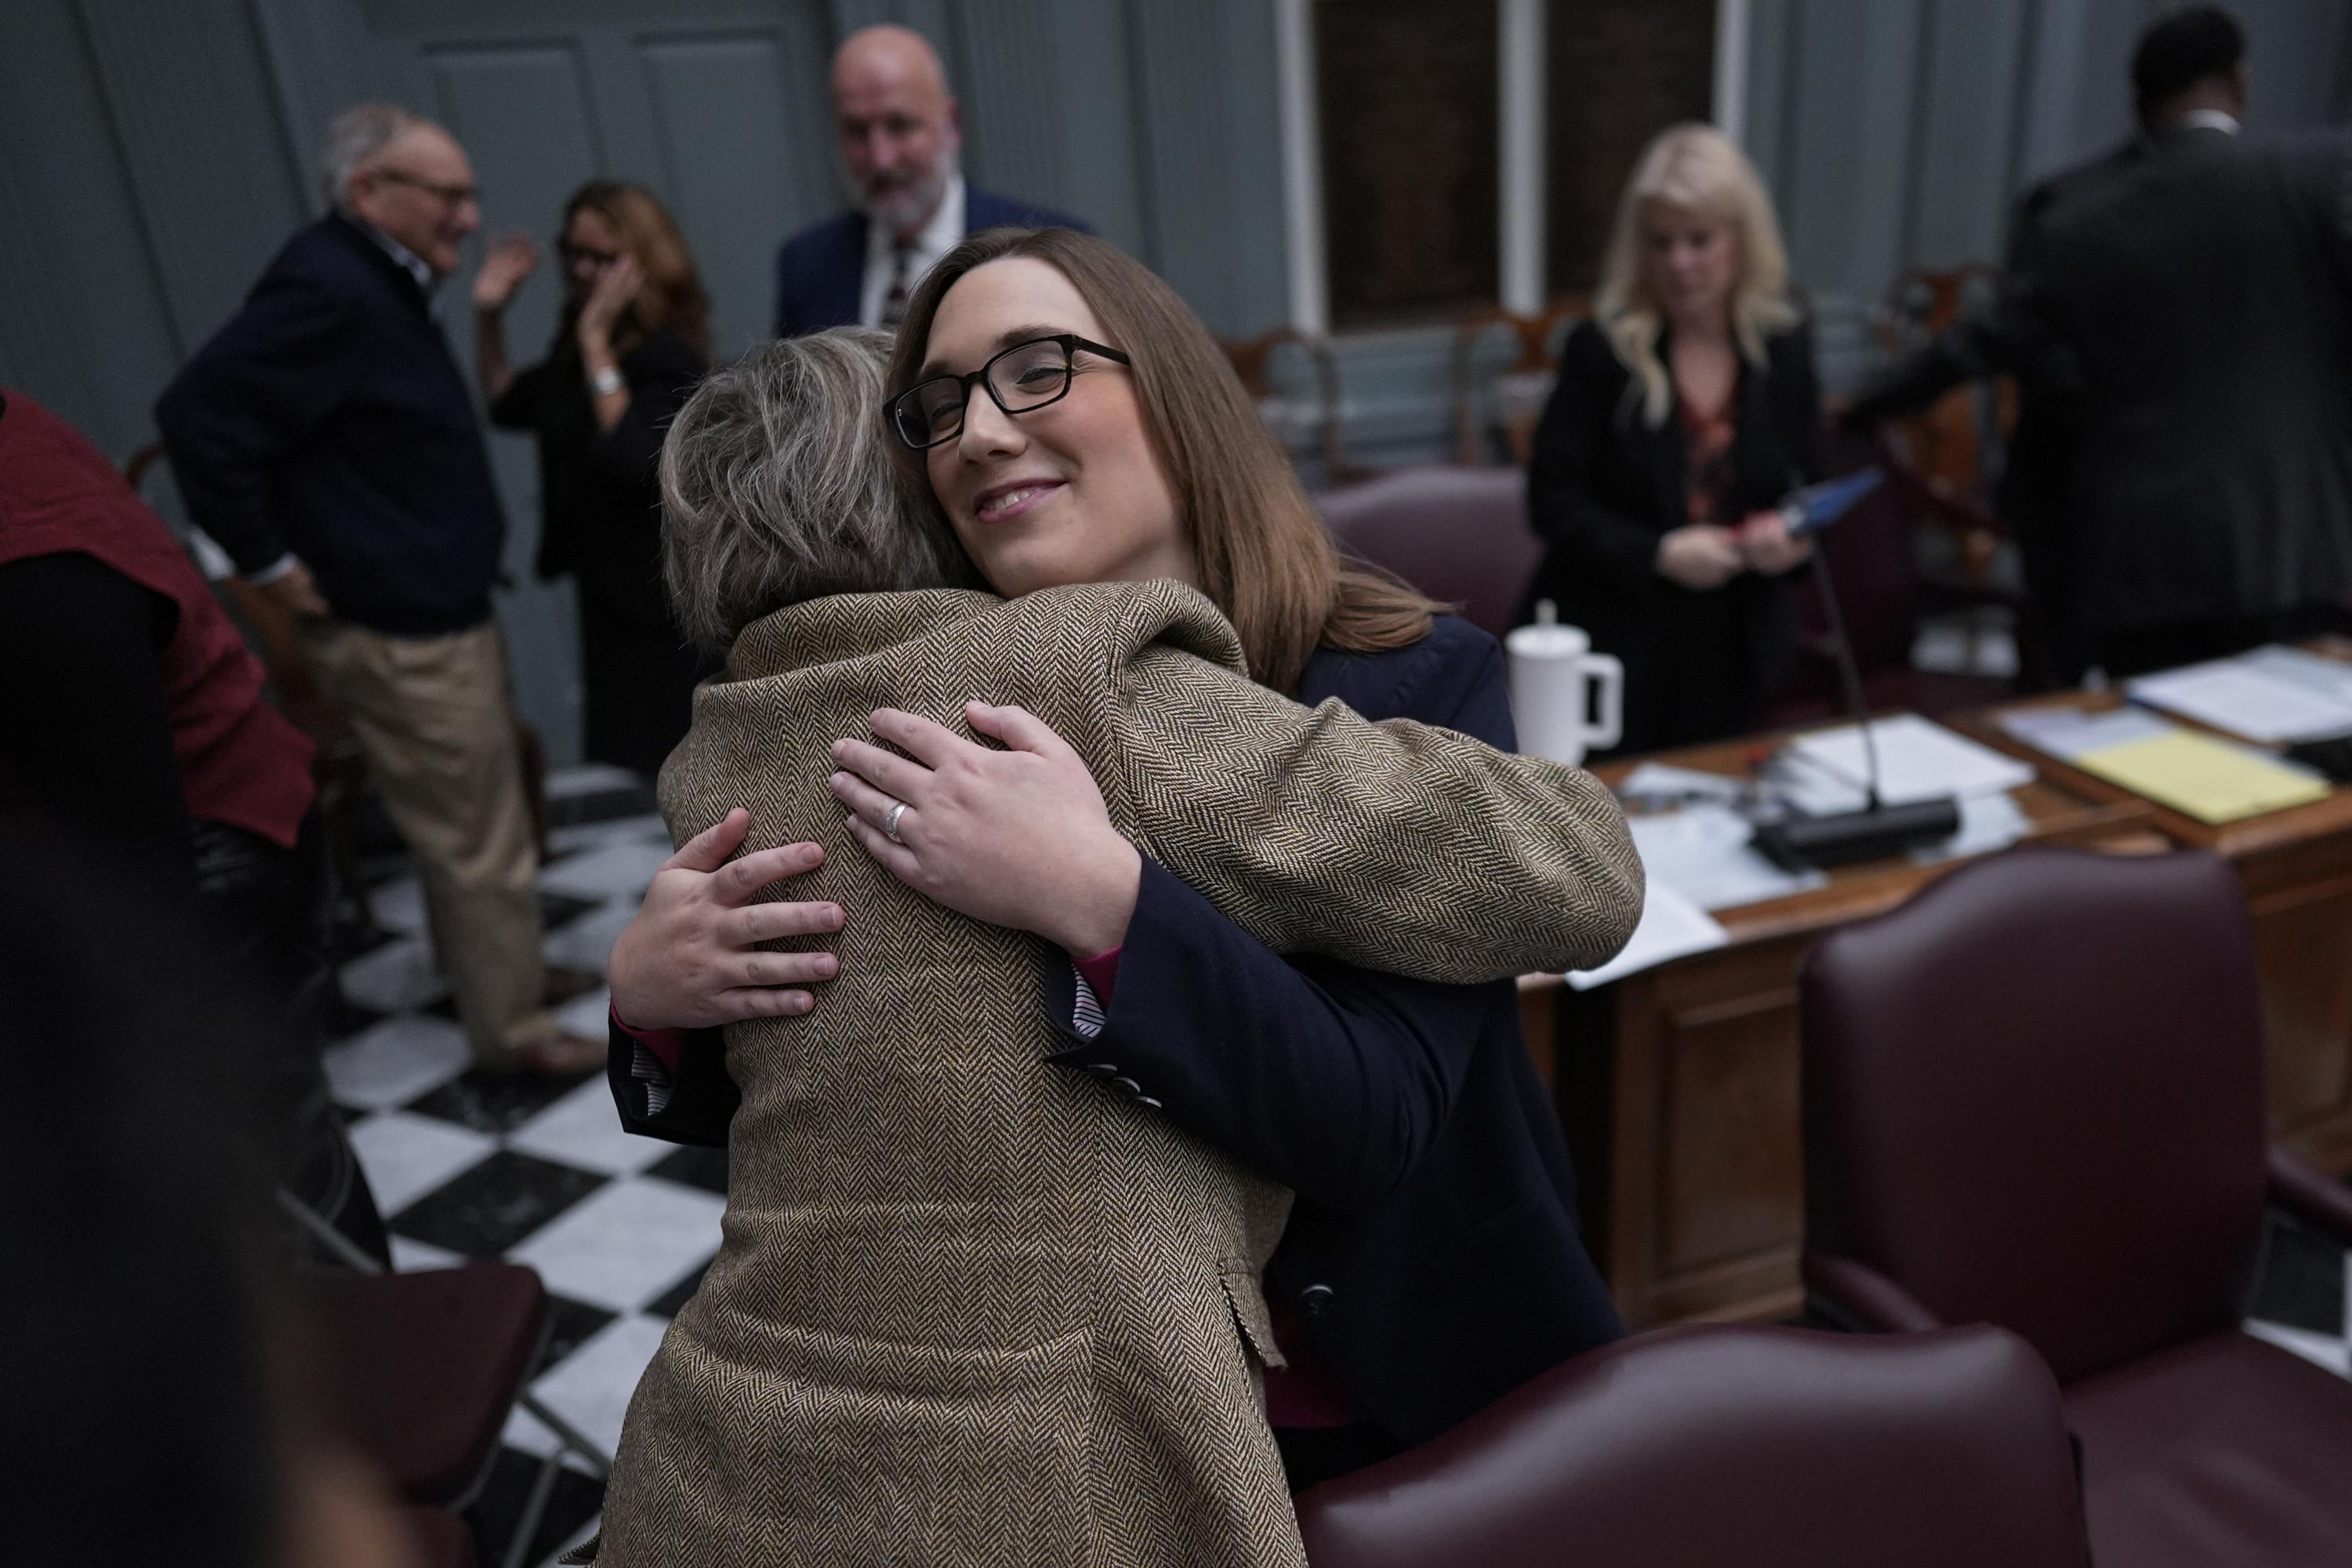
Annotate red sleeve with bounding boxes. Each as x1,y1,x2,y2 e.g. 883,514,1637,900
611,1001,688,1075
1073,946,1122,1006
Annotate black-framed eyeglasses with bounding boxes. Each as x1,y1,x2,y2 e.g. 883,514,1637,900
369,168,479,207
887,334,1133,450
559,242,625,268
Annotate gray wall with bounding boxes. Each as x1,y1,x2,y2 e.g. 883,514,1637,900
4,0,2348,757
1334,0,2352,464
1744,0,2352,389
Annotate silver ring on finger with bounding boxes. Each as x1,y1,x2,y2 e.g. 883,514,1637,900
883,800,909,844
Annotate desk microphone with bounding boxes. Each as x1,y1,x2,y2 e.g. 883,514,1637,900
1750,469,1961,871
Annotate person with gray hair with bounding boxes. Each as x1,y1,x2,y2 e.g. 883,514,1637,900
588,325,1640,1563
657,326,970,652
155,104,605,1075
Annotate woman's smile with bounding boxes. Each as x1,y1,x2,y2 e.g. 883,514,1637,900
971,476,1066,524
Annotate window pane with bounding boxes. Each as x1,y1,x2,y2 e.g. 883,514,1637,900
1316,0,1501,332
1546,0,1719,296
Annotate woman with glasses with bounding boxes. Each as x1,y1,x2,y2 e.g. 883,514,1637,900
582,324,1635,1566
474,180,711,777
603,228,1638,1508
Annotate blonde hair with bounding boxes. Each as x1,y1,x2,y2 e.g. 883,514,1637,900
659,328,971,654
885,227,1436,694
1595,124,1798,426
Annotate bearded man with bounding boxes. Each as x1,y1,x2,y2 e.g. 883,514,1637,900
771,24,1088,338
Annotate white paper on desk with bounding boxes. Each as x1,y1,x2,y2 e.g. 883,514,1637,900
1766,750,1871,815
1617,762,1747,808
1788,713,2036,804
1999,705,2173,761
2242,644,2352,699
1629,804,1827,910
2128,648,2352,743
1565,880,1728,991
1909,789,2030,865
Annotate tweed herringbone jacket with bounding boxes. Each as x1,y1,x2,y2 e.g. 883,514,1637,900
589,582,1640,1568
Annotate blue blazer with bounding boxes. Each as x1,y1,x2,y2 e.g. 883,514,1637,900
607,615,1624,1450
156,214,506,637
771,185,1091,338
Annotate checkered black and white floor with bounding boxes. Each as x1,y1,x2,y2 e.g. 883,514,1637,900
330,766,2352,1566
325,765,713,1564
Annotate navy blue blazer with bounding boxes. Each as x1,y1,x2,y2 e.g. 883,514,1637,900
607,614,1624,1448
771,185,1090,338
156,214,506,637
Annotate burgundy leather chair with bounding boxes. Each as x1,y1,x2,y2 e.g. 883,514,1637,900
1800,845,2352,1566
300,1262,550,1508
1313,465,1541,642
396,1505,479,1568
1294,1323,2092,1567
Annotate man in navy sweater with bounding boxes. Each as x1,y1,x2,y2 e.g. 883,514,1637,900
157,103,601,1075
773,25,1085,338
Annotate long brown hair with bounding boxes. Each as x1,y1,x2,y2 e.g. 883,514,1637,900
560,180,712,359
884,227,1436,693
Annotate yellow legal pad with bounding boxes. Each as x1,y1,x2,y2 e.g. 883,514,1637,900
2075,730,2331,824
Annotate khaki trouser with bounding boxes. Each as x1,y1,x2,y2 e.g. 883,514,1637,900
299,618,549,1060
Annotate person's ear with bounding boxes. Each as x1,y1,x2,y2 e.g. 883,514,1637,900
943,97,963,150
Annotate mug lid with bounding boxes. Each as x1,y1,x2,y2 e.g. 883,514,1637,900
1507,622,1592,657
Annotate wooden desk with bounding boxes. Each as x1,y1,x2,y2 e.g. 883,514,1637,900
1951,661,2352,1174
1533,733,2160,1330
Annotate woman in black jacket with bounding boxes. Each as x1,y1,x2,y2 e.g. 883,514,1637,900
475,180,711,777
1525,123,1824,756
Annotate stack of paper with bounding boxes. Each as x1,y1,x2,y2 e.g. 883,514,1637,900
2071,728,2328,824
2001,699,2332,824
1628,804,1826,911
1910,791,2031,865
1998,706,2173,762
1615,762,1748,810
1785,713,2036,805
2127,645,2352,743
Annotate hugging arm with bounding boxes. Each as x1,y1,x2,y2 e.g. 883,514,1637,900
1112,643,1642,982
1050,630,1539,1207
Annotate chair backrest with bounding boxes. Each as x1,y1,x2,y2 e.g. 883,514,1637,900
1449,299,1588,466
1874,265,2011,501
1218,326,1348,478
1801,846,2268,1383
1314,464,1540,642
1295,1323,2092,1568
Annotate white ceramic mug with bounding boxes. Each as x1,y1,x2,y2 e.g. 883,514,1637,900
1506,601,1624,767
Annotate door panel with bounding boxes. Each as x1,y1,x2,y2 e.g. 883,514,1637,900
639,24,837,352
345,0,836,759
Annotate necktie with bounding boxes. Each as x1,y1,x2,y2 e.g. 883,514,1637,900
881,242,915,328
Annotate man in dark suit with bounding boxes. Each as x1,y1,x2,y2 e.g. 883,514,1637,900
156,103,601,1074
773,25,1085,337
1846,49,2161,688
1853,7,2352,678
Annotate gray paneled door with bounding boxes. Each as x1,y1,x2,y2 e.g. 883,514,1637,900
355,0,838,361
314,0,843,757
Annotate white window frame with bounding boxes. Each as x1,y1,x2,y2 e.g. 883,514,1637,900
1276,0,1751,332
